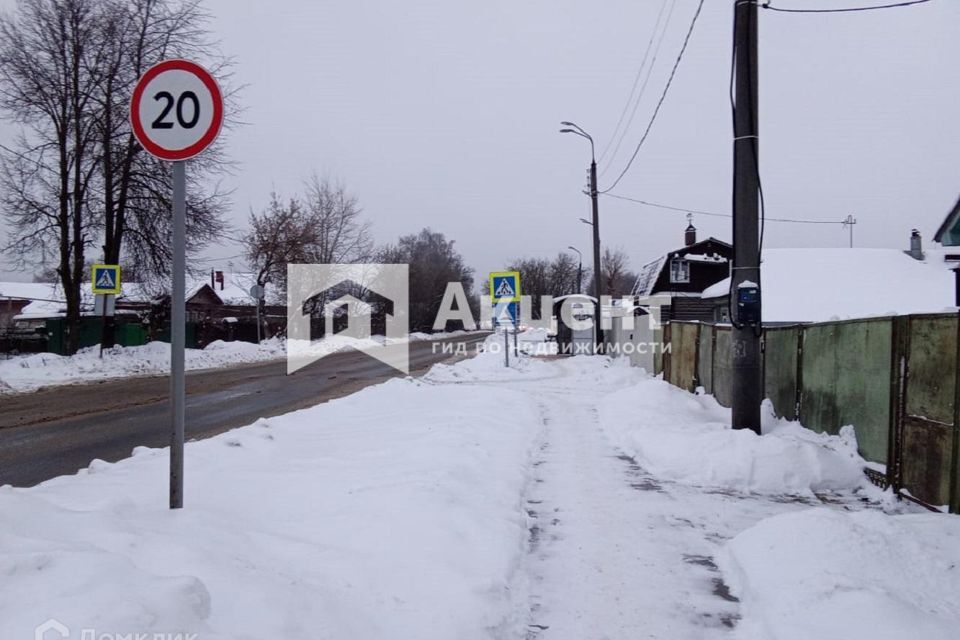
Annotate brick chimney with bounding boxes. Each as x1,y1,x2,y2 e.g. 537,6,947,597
685,222,697,247
907,229,924,261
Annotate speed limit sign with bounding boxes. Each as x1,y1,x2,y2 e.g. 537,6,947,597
129,59,224,510
130,59,223,161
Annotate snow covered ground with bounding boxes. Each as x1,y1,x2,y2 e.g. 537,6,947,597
1,339,957,639
0,331,479,394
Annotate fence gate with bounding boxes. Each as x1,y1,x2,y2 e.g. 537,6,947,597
892,314,960,512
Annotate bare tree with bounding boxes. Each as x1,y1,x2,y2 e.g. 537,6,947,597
0,0,104,353
243,176,372,295
302,173,373,265
379,229,474,332
507,257,550,319
547,251,582,297
600,248,637,297
244,192,314,290
94,0,232,282
0,0,233,351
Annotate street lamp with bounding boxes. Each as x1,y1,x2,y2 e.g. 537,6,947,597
567,246,583,294
560,120,603,354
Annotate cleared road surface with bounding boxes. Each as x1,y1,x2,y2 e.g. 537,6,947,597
0,334,487,487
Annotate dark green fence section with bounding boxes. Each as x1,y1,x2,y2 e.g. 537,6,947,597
799,319,892,464
45,318,150,354
763,326,801,422
900,315,958,509
659,314,960,514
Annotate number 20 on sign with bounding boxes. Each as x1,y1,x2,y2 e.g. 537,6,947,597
130,59,223,161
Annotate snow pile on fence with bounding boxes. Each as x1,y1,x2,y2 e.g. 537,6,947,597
718,508,960,640
599,377,868,495
0,376,540,640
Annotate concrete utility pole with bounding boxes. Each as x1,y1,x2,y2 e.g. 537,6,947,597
730,0,762,434
560,122,603,355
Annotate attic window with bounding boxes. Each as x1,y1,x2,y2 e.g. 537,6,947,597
670,258,690,284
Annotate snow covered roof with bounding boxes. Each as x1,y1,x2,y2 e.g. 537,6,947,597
189,273,265,306
632,257,666,297
701,248,955,323
631,237,732,297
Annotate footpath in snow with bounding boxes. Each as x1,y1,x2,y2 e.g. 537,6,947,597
1,335,958,639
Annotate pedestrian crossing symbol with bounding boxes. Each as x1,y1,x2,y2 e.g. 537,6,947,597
92,264,121,294
489,271,521,303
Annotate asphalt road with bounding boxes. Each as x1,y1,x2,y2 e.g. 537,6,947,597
0,334,488,487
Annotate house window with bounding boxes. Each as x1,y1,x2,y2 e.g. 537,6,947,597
670,258,690,284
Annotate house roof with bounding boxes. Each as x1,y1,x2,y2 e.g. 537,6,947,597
933,195,960,244
631,237,732,297
701,248,955,322
188,272,261,306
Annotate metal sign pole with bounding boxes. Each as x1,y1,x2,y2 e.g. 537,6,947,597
504,324,509,367
170,160,186,509
256,298,262,343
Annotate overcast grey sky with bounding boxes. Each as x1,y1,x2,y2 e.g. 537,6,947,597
2,0,958,283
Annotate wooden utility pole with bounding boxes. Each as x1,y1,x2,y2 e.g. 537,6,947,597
731,0,762,434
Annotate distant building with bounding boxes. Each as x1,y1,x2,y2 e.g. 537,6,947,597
1,271,284,352
631,222,733,322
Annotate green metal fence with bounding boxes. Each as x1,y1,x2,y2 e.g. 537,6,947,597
659,314,960,514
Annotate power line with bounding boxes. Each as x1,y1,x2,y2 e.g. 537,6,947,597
761,0,932,13
597,0,675,169
602,192,851,224
600,0,706,194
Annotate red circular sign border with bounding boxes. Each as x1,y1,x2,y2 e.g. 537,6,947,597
130,59,223,162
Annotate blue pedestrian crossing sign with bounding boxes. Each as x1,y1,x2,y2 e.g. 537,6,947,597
92,264,121,295
493,300,518,327
490,271,521,303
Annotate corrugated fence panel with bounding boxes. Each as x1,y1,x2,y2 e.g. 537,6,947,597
902,315,957,507
763,326,800,422
798,323,840,435
698,325,715,395
670,322,698,392
800,319,892,464
713,327,733,408
836,320,893,465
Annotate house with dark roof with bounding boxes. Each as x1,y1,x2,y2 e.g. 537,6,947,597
631,222,733,322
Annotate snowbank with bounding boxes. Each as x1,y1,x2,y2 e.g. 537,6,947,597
0,338,286,393
718,509,960,640
599,378,867,494
0,376,540,640
0,331,485,393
